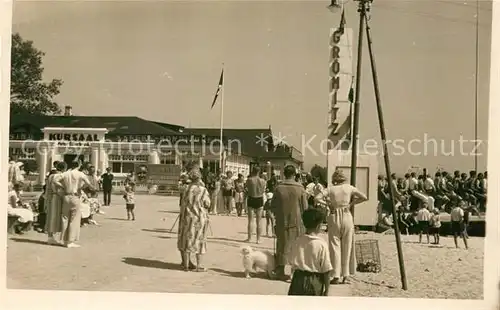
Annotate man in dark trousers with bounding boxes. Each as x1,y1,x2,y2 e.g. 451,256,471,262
101,167,114,206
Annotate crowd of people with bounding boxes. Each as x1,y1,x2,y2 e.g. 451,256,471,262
377,169,488,213
375,169,488,249
6,158,109,248
7,158,485,294
177,163,368,295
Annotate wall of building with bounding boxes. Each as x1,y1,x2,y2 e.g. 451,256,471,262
225,154,251,177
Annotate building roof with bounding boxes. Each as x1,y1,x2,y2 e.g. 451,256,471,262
185,127,274,158
9,113,303,162
10,113,180,135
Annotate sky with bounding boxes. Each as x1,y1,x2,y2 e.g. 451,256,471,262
11,0,493,173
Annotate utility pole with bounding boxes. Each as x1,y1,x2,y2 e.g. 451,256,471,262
349,0,367,219
363,1,408,290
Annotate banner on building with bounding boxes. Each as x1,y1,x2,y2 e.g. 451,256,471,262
328,27,354,150
134,163,181,193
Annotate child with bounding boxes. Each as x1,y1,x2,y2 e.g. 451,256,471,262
450,201,469,249
123,183,136,221
287,208,332,296
264,192,275,237
429,209,441,244
416,203,431,244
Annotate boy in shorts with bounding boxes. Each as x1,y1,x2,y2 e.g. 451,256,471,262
416,203,431,244
123,183,136,221
429,209,441,244
450,201,468,249
287,208,332,296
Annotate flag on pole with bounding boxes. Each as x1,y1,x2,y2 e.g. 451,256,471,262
348,76,354,103
339,9,346,34
211,69,224,109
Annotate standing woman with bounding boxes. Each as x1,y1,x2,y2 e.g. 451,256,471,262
45,161,67,245
178,166,211,272
317,169,368,285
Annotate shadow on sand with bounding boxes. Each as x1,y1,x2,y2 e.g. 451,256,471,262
158,210,179,214
353,278,397,289
157,235,174,239
122,257,182,270
141,228,176,234
107,217,130,221
210,267,269,280
9,237,58,246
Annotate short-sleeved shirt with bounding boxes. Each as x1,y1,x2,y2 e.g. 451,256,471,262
288,234,332,274
430,214,441,228
416,208,431,221
450,207,464,222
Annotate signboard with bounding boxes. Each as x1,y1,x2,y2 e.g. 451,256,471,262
140,163,181,187
328,27,353,149
111,134,221,145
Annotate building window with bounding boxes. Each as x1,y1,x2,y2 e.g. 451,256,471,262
135,155,149,162
9,148,36,160
111,162,122,173
108,154,149,173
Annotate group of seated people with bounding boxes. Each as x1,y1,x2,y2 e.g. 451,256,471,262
7,160,104,236
378,169,487,214
7,182,36,234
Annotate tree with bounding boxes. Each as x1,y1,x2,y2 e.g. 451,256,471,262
310,164,328,186
10,33,63,115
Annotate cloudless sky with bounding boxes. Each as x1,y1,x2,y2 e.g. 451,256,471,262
11,0,492,173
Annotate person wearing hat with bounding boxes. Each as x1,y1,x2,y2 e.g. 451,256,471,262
177,165,211,272
316,169,367,285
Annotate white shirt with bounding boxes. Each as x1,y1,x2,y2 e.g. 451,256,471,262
416,208,431,221
322,183,366,209
450,207,464,222
408,178,418,191
288,234,332,273
426,196,435,211
424,178,435,190
56,169,91,195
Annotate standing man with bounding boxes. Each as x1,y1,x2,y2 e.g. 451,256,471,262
245,167,266,243
54,160,95,248
271,165,308,281
101,167,114,206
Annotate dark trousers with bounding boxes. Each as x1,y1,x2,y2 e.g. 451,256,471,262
103,188,112,206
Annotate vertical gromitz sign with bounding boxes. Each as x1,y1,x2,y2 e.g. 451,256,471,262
328,27,353,148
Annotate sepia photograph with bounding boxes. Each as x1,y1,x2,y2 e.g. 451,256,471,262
2,0,499,307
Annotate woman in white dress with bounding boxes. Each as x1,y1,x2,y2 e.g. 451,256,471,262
7,183,35,234
316,169,368,285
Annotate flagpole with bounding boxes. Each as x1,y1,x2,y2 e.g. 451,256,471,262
219,63,225,174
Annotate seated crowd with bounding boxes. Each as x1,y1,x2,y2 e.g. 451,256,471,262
6,159,105,244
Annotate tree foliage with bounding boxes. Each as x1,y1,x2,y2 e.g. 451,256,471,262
10,33,63,115
310,164,328,186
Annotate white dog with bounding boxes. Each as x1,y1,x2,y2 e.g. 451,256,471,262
240,245,275,279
